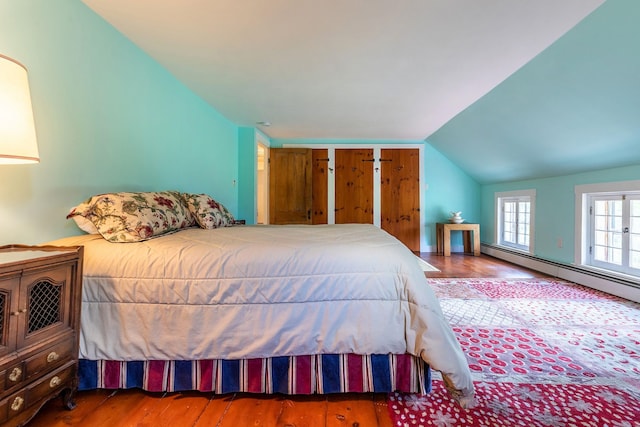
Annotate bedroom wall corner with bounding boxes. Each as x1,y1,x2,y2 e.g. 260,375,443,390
238,128,271,225
238,127,256,224
0,0,239,245
422,142,481,251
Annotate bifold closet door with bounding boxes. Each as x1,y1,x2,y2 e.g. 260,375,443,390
380,148,420,251
269,146,420,250
269,148,312,224
334,149,374,224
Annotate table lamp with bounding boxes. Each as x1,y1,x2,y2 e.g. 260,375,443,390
0,54,39,164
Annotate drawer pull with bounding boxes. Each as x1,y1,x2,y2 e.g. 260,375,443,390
11,396,24,412
50,376,62,388
9,366,22,382
47,351,60,363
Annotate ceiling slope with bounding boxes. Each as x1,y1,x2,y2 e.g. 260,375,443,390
427,0,640,183
81,0,603,143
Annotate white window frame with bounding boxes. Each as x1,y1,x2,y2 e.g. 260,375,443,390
495,189,536,253
575,180,640,278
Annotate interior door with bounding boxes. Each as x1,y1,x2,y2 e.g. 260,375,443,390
380,148,420,251
334,149,374,224
256,143,269,224
268,148,312,224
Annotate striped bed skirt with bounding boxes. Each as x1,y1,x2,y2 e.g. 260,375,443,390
79,353,431,395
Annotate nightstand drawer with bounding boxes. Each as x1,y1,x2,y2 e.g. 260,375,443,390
25,338,74,381
26,362,75,409
3,363,25,391
0,362,76,426
0,390,27,424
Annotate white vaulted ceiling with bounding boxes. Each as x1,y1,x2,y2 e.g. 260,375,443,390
79,0,640,184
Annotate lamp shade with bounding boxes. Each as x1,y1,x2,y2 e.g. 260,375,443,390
0,54,39,164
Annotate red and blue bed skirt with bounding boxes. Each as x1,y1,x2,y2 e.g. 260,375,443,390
79,354,430,395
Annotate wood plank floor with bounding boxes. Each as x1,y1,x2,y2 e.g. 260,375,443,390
28,253,548,427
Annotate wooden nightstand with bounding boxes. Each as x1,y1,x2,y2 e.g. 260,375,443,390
0,245,83,427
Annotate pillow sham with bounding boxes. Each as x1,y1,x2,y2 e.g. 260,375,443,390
67,191,195,242
181,193,235,229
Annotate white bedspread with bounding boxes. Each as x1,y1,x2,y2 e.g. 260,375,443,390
47,224,474,406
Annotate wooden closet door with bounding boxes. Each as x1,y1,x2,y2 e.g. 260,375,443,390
269,148,312,224
334,149,374,224
380,148,420,251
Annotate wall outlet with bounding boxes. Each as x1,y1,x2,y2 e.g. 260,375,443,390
557,238,563,248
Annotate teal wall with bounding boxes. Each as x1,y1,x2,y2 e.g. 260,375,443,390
0,0,239,245
481,164,640,264
423,143,481,248
271,138,481,249
237,127,256,223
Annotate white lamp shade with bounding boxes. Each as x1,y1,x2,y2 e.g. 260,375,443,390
0,54,39,164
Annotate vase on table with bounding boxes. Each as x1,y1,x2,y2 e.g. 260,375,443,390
449,211,464,224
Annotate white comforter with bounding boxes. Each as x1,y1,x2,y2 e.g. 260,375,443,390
47,224,474,406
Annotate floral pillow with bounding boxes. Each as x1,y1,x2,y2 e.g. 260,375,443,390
181,193,235,229
67,191,195,242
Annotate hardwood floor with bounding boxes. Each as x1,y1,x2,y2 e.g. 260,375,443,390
28,254,548,427
418,252,548,279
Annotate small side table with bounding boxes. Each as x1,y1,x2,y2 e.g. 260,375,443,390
436,223,480,256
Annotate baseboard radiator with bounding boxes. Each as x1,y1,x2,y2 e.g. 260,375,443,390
481,244,640,304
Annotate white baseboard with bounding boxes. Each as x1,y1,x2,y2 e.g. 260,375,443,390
482,244,640,303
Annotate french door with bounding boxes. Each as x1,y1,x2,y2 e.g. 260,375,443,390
589,193,640,275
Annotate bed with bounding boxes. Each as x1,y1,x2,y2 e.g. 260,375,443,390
47,191,475,408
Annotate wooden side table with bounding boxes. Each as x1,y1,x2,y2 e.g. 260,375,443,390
436,223,480,256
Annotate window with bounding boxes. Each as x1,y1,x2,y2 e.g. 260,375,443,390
575,180,640,279
495,190,535,252
588,193,640,276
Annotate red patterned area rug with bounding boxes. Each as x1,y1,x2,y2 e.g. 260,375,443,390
388,278,640,426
